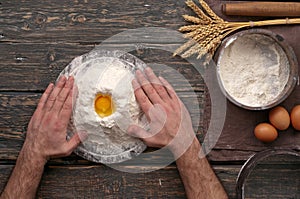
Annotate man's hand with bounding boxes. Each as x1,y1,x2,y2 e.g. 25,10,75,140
24,76,84,162
127,67,195,157
1,76,85,199
128,67,228,199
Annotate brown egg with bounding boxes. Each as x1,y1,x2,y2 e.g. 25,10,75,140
269,106,290,130
291,105,300,130
254,123,278,143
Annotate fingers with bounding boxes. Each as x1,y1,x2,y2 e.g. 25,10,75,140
52,76,74,114
44,76,67,111
132,79,153,115
37,83,54,111
37,76,75,131
158,76,178,101
148,104,167,135
58,84,74,124
127,125,150,139
134,67,179,111
135,70,163,104
28,83,54,129
127,125,159,148
135,68,176,103
144,67,171,102
77,131,88,142
63,132,86,155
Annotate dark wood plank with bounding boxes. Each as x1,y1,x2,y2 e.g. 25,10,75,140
0,164,240,199
0,43,93,91
0,43,205,92
1,0,299,47
0,162,298,199
0,0,188,43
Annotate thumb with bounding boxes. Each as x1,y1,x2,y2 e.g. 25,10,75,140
77,130,88,142
66,131,88,152
127,125,151,139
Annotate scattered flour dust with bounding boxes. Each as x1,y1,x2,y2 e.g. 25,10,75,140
218,34,290,107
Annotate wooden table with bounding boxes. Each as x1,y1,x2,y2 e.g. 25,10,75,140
0,0,299,198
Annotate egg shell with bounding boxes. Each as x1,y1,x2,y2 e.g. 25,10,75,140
269,106,290,130
254,123,278,143
291,105,300,130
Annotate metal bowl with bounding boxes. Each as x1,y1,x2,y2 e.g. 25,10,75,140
236,149,300,199
216,29,298,110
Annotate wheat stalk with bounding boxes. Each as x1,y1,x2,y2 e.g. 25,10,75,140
174,0,300,62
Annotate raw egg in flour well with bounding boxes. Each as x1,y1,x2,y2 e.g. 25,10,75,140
94,94,115,118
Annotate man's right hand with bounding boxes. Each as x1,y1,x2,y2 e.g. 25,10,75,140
127,67,195,157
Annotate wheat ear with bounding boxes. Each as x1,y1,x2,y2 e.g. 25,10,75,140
175,0,300,61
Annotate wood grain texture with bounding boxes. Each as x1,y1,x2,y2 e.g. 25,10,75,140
0,162,298,199
0,43,206,91
1,0,300,198
0,164,238,199
0,0,187,43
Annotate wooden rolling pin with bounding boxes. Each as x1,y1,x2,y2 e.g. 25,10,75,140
223,2,300,17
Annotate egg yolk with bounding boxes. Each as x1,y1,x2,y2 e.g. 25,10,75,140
94,94,114,118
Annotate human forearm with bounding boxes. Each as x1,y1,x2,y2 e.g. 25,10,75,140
128,68,227,198
1,142,47,199
175,138,228,199
1,77,83,199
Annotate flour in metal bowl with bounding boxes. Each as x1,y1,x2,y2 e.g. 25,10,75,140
216,29,298,110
